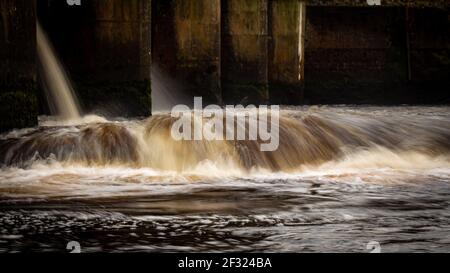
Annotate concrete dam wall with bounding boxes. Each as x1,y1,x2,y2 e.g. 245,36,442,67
0,0,449,132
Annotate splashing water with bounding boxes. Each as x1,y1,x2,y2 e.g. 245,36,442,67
37,22,81,121
2,106,450,173
151,65,191,113
7,17,448,255
1,106,450,253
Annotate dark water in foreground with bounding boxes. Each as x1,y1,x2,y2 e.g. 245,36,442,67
0,106,450,253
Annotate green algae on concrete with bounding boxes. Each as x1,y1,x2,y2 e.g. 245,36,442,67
0,0,38,132
269,0,305,104
222,0,269,105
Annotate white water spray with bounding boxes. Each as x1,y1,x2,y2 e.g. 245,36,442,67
151,65,190,113
36,22,81,121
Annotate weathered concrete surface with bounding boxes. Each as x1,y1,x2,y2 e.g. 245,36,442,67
304,6,450,104
38,0,151,117
269,0,305,104
0,0,38,132
152,0,221,104
305,7,407,104
306,0,449,7
222,0,269,105
406,8,450,103
409,8,450,81
1,0,446,123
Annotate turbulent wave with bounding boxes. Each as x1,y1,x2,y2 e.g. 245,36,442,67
1,108,450,174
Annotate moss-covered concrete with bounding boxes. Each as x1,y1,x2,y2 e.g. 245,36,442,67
152,0,221,104
0,0,38,132
0,89,38,132
222,83,269,105
74,80,151,117
222,0,269,105
2,0,447,119
269,0,305,104
305,0,449,8
304,6,449,105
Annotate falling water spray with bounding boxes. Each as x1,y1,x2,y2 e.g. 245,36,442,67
36,21,81,121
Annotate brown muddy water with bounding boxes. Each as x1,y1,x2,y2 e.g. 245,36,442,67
0,106,449,253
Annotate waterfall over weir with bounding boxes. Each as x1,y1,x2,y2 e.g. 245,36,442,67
1,107,450,174
20,25,450,175
36,22,81,121
1,107,450,253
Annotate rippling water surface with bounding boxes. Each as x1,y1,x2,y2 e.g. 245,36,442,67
1,106,450,253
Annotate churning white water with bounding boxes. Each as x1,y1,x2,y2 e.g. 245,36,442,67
1,104,450,252
2,19,444,254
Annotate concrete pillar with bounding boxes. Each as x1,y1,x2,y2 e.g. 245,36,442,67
38,0,152,117
269,0,305,104
152,0,221,105
0,0,38,132
221,0,269,105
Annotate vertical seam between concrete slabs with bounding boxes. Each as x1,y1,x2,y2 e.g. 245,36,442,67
300,2,306,84
298,1,303,81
